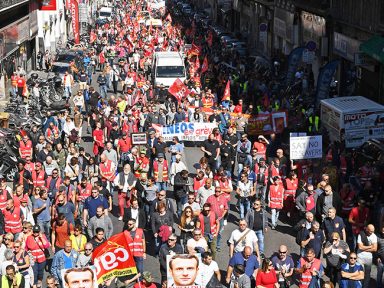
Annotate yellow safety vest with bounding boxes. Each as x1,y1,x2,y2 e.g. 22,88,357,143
309,116,319,132
1,273,22,288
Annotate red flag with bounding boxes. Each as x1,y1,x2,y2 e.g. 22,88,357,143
222,80,231,101
168,78,191,102
188,43,201,57
195,57,200,70
201,56,208,73
92,232,138,284
124,37,133,48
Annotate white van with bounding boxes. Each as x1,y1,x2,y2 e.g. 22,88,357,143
98,7,113,21
152,52,186,87
321,96,384,148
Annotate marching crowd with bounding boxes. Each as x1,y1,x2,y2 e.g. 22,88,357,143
1,0,384,288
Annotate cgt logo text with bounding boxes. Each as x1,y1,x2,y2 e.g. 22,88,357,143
94,247,130,274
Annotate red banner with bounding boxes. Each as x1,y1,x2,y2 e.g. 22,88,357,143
201,56,208,74
222,80,230,102
195,57,200,70
168,78,191,102
92,232,137,284
40,0,57,10
68,0,80,44
188,44,201,57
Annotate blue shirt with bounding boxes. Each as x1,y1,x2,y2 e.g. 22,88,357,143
63,253,72,269
340,262,363,288
56,202,75,225
229,252,259,278
33,198,51,222
84,195,109,218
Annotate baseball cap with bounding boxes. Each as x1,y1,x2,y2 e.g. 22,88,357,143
32,225,40,233
259,158,265,162
157,153,164,158
142,271,153,282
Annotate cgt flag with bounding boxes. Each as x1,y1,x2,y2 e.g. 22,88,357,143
168,78,191,102
222,80,230,101
92,232,137,284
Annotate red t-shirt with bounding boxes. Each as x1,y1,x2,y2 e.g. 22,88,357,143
53,221,74,248
256,269,278,288
118,137,132,153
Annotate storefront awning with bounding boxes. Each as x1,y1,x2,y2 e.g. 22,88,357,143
360,35,384,64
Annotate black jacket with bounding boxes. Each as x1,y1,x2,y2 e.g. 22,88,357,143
316,192,342,220
123,207,146,230
173,173,191,200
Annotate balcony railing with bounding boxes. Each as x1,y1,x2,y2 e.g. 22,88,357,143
0,0,29,12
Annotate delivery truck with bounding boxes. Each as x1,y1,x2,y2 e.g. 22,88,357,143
320,96,384,148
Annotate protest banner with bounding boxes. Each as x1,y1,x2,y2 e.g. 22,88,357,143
152,122,216,141
61,267,98,288
290,135,323,160
247,112,288,135
92,231,137,284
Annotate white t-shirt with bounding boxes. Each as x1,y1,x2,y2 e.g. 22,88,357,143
357,233,378,265
228,228,258,253
187,237,208,252
183,202,201,213
199,260,219,286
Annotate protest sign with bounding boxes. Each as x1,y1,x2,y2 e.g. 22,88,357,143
92,232,137,284
61,267,98,288
247,112,288,135
152,122,216,141
167,254,202,288
290,135,322,160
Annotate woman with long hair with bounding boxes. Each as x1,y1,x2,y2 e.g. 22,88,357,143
256,258,278,288
13,240,32,288
178,205,197,251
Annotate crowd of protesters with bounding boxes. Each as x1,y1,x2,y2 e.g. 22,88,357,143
0,0,384,288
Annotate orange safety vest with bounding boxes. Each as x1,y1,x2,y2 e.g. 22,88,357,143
32,170,46,188
198,212,217,235
46,176,62,192
3,206,23,233
77,183,93,202
19,140,33,158
99,159,115,181
253,142,266,158
126,228,145,257
11,75,18,87
0,189,9,211
46,126,59,139
25,235,49,263
134,157,149,178
217,179,231,202
284,178,298,198
153,160,169,182
202,97,213,108
269,183,284,209
299,258,321,288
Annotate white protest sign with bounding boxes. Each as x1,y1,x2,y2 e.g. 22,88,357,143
290,135,322,160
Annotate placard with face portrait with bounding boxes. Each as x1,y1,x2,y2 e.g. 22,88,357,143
61,266,98,288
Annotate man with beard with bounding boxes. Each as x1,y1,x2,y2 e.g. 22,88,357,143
87,206,113,239
55,195,76,226
125,218,146,274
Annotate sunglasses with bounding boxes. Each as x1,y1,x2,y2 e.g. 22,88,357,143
4,238,11,241
279,251,287,254
85,249,93,251
168,239,176,241
332,239,338,241
194,234,201,236
350,257,357,260
14,246,20,248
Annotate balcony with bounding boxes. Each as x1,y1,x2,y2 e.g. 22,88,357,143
293,0,330,14
0,0,29,13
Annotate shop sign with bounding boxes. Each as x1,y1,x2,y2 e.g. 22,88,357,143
0,16,29,60
354,52,376,67
274,7,294,42
301,11,326,47
333,32,361,62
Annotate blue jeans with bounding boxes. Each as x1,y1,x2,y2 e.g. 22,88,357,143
177,195,187,218
64,86,72,99
255,229,264,254
32,261,46,284
134,256,144,274
217,218,224,249
37,220,51,242
271,208,280,227
239,197,250,219
99,84,107,98
156,182,167,192
377,261,383,288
